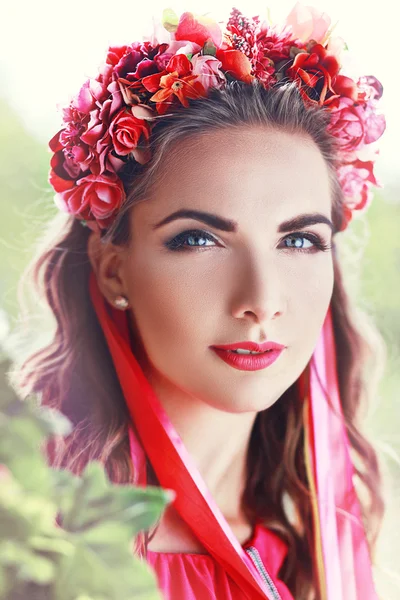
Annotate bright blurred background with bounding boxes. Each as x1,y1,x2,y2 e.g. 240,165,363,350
0,1,399,597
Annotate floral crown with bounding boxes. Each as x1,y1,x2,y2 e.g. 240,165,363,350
49,3,386,234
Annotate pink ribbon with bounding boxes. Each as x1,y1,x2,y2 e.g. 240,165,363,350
308,306,378,599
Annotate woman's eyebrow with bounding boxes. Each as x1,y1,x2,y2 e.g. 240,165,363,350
152,209,238,232
278,213,334,233
152,209,334,233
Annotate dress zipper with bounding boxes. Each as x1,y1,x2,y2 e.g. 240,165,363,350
245,546,282,600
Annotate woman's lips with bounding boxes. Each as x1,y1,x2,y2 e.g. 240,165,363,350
211,347,284,371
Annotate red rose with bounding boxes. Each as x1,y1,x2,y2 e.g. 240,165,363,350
286,43,340,106
109,108,151,156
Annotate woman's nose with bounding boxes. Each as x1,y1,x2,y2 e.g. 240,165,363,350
230,253,287,326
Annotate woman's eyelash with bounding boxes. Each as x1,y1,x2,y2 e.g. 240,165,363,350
164,229,332,253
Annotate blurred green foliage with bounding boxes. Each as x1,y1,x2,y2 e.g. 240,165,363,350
0,95,399,597
0,358,171,599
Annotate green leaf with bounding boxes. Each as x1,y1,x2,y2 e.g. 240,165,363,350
162,8,179,33
54,540,162,600
0,541,55,584
202,40,217,56
51,468,82,516
0,475,58,542
62,462,171,535
28,535,75,558
0,451,52,496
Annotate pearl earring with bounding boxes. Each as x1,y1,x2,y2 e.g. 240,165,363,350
114,295,129,310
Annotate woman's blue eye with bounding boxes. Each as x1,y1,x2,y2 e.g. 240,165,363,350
164,229,332,253
165,230,218,251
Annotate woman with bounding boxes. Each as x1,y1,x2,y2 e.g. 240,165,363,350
11,5,386,600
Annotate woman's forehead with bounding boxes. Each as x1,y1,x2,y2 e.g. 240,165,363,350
135,126,332,227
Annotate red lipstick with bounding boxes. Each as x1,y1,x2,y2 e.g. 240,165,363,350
210,340,286,372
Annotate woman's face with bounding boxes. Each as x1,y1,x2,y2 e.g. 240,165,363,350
120,126,334,413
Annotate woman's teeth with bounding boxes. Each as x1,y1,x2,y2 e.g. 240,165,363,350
229,349,269,355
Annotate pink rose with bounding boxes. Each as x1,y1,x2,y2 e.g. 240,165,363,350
71,79,108,114
285,2,331,44
190,54,226,91
328,97,386,152
54,173,125,228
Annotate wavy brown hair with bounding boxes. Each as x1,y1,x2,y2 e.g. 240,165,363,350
9,81,386,599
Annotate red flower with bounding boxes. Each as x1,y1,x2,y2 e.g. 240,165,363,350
54,173,125,229
49,130,85,191
175,12,222,48
251,24,296,85
149,73,206,114
226,8,257,59
333,75,358,101
215,49,254,83
143,55,206,114
255,23,296,63
109,108,151,156
286,43,340,106
142,54,193,91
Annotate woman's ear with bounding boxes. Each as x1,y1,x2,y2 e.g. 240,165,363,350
87,231,128,305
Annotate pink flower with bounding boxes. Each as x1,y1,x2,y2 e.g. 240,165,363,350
173,41,202,56
190,55,226,91
328,97,386,152
357,75,384,102
337,159,378,213
284,2,331,44
71,79,109,114
54,173,126,229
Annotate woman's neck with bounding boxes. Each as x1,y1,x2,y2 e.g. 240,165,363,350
145,367,257,525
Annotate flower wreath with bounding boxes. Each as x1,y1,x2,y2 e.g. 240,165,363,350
48,3,386,233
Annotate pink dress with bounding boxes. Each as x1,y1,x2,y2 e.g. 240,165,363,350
146,521,294,600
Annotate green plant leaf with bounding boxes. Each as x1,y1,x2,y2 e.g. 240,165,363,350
51,468,82,516
0,541,55,584
62,462,171,535
162,8,179,33
202,40,217,56
54,539,162,600
28,535,75,557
